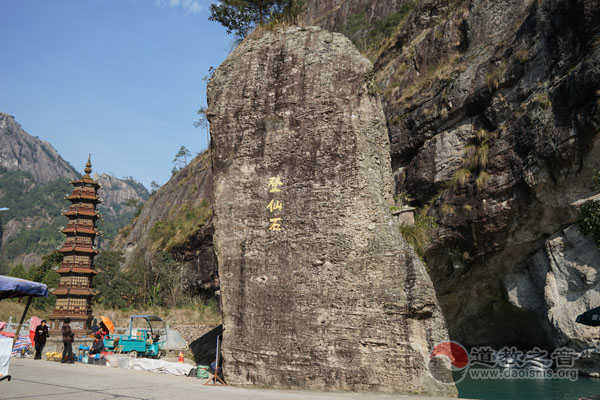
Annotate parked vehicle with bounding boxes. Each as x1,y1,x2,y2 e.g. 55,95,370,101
103,315,167,358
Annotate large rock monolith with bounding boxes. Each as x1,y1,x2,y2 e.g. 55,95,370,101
207,26,455,396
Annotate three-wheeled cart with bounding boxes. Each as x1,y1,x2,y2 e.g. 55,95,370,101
103,315,167,358
0,275,48,382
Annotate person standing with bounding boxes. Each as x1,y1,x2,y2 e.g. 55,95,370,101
61,318,74,364
33,320,49,360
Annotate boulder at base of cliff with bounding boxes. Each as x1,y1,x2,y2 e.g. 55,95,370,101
505,224,600,372
207,26,455,396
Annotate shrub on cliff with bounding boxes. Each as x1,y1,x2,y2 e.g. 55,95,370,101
149,201,211,252
579,200,600,248
342,3,415,56
209,0,305,39
579,170,600,249
399,212,437,259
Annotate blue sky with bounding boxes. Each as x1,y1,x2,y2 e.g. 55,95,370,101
0,0,233,188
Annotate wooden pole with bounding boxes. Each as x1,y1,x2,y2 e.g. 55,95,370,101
13,296,32,349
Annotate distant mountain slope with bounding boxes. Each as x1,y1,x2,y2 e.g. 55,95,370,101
112,151,217,296
0,113,149,271
0,112,78,183
95,173,149,246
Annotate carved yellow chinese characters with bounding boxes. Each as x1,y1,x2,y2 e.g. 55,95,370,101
267,176,283,231
268,176,284,192
268,218,282,231
267,199,283,212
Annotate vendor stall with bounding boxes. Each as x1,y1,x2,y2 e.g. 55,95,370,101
0,276,48,382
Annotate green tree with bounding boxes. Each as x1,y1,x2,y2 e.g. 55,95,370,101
153,252,183,307
173,146,191,172
123,252,185,308
193,107,208,131
8,264,28,279
194,107,210,151
9,261,56,310
209,0,305,39
580,200,600,248
28,251,62,283
209,0,271,39
150,181,161,196
579,169,600,249
93,251,133,309
126,256,150,307
24,251,62,310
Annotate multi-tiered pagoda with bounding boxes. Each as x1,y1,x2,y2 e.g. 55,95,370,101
49,156,101,333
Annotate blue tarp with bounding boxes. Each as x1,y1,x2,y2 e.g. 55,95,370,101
0,276,48,300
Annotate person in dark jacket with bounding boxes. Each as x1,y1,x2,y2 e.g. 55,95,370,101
90,334,104,354
33,320,49,360
90,318,99,333
61,318,75,363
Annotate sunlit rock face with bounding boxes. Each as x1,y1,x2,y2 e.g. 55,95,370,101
303,0,600,350
207,26,455,396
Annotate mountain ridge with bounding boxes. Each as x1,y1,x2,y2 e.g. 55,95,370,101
0,112,78,184
0,112,149,270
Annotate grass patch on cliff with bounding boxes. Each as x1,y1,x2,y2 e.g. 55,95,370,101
451,128,496,191
531,91,552,110
399,212,438,259
486,61,507,92
150,200,212,251
342,3,415,58
391,52,463,109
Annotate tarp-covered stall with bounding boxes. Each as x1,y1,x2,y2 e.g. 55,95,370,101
0,276,48,382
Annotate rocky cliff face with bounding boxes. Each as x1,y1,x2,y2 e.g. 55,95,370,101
96,173,146,211
304,0,600,353
112,152,217,295
208,26,454,395
0,112,149,268
0,112,78,183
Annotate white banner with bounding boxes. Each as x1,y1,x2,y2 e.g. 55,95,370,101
0,337,13,378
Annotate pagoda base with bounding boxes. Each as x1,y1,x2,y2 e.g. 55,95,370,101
49,312,92,335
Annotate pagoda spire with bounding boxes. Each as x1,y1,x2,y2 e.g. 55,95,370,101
84,154,92,178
